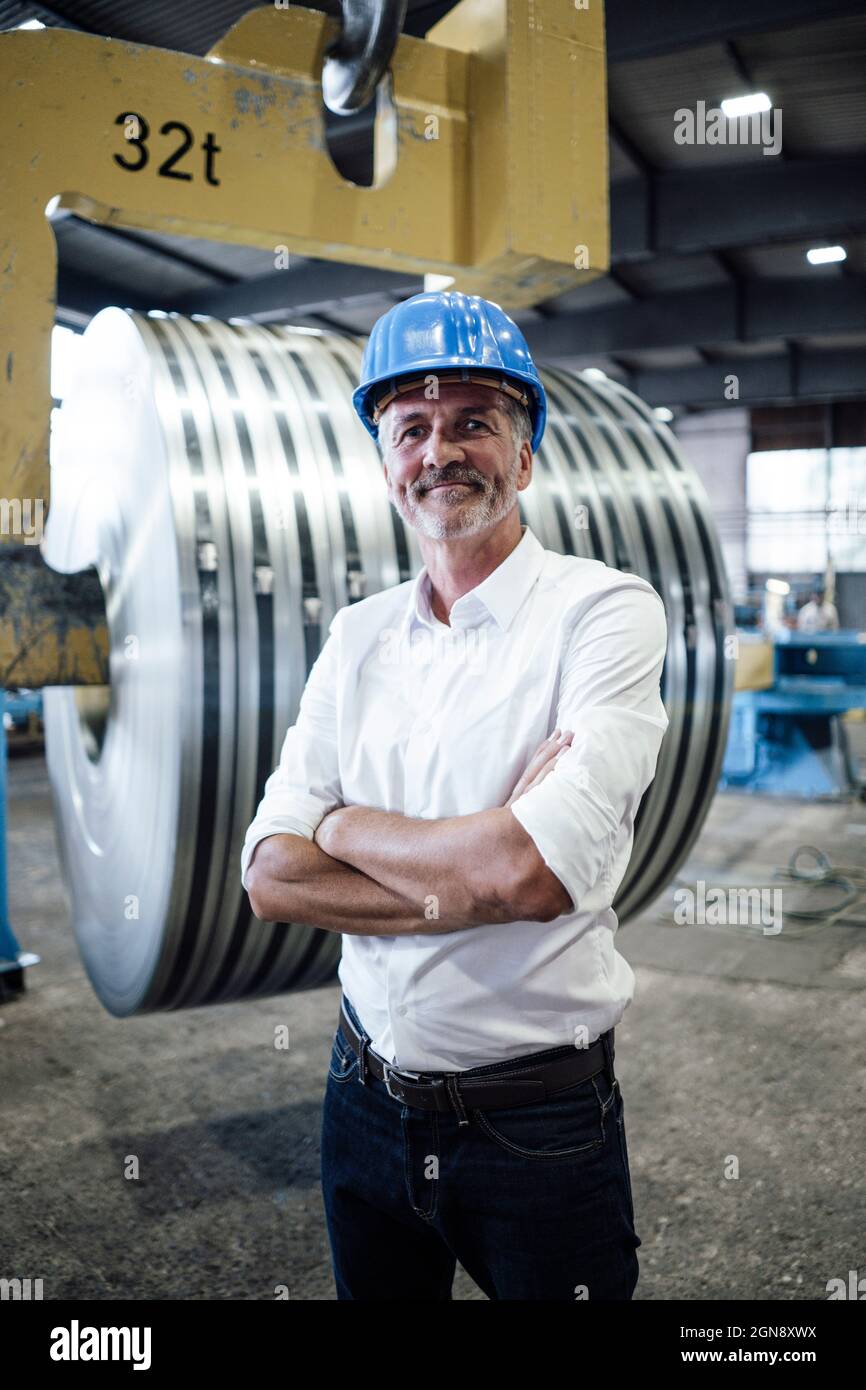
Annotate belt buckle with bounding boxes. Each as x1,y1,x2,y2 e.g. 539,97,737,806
382,1061,422,1101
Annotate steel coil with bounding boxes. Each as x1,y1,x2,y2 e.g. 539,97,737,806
43,308,733,1016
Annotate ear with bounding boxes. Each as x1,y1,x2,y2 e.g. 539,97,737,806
516,438,533,491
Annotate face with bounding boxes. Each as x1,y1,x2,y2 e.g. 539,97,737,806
378,382,532,540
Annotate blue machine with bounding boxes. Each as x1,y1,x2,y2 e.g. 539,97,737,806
4,686,43,740
720,631,866,799
0,690,41,998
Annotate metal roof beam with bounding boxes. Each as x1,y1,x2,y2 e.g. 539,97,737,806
524,279,866,356
169,260,423,320
613,156,866,260
605,0,866,62
631,349,866,407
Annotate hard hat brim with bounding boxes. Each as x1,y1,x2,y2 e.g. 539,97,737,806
371,369,531,424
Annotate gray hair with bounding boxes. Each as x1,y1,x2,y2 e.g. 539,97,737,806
499,393,533,449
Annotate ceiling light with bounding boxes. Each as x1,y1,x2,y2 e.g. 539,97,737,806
765,578,790,596
806,245,846,266
721,93,771,118
584,368,607,381
16,17,46,29
653,407,674,422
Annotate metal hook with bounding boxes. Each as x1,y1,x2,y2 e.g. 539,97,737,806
322,0,408,116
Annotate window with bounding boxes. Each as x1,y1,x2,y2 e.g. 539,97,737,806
746,448,866,573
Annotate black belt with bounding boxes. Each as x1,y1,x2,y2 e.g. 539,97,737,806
338,996,613,1127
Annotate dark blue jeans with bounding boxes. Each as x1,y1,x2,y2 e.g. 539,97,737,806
320,995,641,1300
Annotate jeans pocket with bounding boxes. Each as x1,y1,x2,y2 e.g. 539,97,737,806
471,1069,618,1161
327,1027,359,1084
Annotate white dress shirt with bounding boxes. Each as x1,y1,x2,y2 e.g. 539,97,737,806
240,524,669,1072
797,600,840,633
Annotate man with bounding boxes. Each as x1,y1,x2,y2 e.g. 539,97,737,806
241,291,669,1301
797,587,840,633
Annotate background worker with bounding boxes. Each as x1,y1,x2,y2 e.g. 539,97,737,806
797,586,840,633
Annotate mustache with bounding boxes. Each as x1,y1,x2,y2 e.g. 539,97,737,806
416,470,485,493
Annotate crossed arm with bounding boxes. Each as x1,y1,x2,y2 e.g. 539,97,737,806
245,733,575,935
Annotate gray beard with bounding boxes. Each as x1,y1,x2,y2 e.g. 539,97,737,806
388,452,522,540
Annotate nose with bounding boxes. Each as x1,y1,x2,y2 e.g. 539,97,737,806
420,420,467,471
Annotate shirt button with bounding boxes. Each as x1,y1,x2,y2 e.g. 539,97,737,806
396,1005,408,1017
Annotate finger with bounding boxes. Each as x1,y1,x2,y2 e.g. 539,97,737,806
526,731,560,766
523,762,557,793
521,742,559,780
526,740,573,790
508,731,574,806
541,737,571,766
538,730,573,762
524,737,571,783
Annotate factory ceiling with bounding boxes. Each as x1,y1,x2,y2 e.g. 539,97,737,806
4,0,866,410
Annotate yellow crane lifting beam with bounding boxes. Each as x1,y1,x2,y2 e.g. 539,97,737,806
0,0,608,688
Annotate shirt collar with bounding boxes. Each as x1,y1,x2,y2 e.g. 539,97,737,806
400,525,545,637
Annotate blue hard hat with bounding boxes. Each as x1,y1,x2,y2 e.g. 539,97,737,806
353,291,547,453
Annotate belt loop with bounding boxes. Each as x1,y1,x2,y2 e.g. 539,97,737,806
600,1027,616,1082
445,1074,470,1127
344,995,372,1086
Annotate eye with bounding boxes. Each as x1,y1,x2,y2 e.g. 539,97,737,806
398,417,488,443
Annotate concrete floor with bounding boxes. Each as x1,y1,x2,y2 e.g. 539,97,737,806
2,748,864,1301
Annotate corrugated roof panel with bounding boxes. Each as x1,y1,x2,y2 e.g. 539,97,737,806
760,89,866,155
740,13,866,62
608,43,769,169
729,242,853,278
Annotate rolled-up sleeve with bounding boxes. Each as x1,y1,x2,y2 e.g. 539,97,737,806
240,608,345,893
509,582,669,914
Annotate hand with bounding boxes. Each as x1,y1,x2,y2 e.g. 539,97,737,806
504,729,573,807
